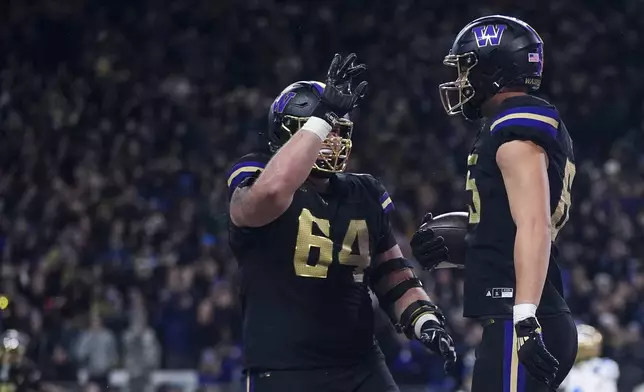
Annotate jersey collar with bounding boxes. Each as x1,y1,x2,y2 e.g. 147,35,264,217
486,94,549,120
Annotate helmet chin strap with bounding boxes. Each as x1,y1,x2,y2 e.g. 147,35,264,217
462,103,482,122
310,167,334,179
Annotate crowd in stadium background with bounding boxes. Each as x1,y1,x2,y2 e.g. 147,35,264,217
0,0,643,391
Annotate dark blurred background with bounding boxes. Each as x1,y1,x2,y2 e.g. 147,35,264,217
0,0,643,391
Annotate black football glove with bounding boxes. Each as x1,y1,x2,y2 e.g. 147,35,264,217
410,213,449,270
515,317,560,388
415,311,457,373
312,53,368,125
335,53,367,94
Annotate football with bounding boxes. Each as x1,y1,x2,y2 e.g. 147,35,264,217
426,211,469,269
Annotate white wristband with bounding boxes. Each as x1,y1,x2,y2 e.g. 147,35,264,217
513,303,537,324
302,116,332,141
414,313,440,339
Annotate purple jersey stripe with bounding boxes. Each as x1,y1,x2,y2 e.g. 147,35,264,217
383,202,395,214
491,117,557,138
379,192,390,203
495,106,558,120
229,170,263,191
227,161,266,177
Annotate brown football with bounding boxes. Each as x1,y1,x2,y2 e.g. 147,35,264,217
426,211,468,269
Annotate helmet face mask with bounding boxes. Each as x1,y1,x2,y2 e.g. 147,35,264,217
267,81,353,174
278,114,353,173
438,52,479,117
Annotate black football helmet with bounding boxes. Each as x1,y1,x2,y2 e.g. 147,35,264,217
266,81,353,173
439,15,544,120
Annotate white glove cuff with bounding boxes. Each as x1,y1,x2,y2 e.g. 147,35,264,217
414,313,440,339
302,117,332,141
513,303,537,324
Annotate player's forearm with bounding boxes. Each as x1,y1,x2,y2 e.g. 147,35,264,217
253,118,329,199
229,119,330,227
514,220,551,307
373,268,434,323
392,287,432,321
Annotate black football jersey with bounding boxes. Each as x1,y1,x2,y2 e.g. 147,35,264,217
463,95,574,319
227,153,397,369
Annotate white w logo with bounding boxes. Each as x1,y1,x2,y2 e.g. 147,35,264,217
472,25,507,48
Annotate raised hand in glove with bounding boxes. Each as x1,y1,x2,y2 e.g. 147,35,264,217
410,308,457,372
410,213,449,270
313,53,368,125
515,316,560,388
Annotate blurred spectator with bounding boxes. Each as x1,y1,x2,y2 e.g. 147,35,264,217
123,314,161,392
155,267,198,369
48,343,78,382
75,314,118,385
198,347,238,391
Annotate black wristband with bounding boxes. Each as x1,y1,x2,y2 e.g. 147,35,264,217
311,102,340,126
397,300,444,338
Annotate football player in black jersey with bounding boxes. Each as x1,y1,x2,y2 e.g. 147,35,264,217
227,53,456,392
411,16,578,392
0,330,42,392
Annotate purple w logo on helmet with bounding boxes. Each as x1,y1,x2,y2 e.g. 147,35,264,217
272,92,296,114
472,25,507,48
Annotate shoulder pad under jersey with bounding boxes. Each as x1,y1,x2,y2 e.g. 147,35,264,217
226,152,271,197
488,97,563,154
343,173,394,214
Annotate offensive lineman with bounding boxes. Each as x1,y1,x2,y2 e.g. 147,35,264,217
227,53,456,392
411,16,578,391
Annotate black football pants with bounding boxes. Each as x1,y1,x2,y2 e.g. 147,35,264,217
244,355,399,392
471,313,578,392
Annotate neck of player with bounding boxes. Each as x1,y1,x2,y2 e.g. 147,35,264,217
307,176,331,193
481,90,528,117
